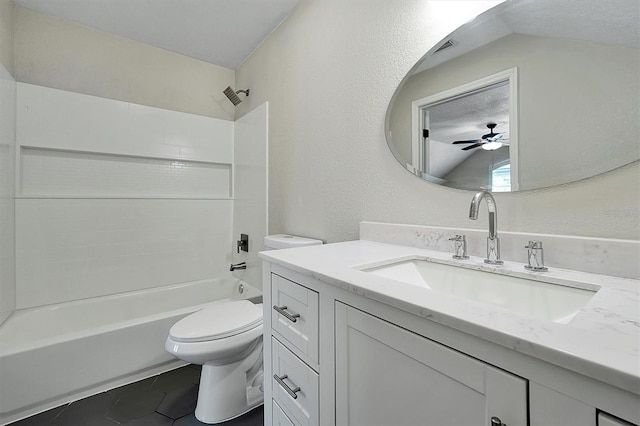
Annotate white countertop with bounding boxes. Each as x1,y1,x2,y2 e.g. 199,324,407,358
260,240,640,395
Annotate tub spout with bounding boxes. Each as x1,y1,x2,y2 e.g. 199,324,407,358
230,262,247,271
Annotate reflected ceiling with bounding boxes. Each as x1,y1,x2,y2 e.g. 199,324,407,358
415,0,640,75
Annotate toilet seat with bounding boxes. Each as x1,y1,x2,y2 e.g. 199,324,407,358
169,300,262,343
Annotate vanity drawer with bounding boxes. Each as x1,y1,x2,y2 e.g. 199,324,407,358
271,274,319,363
271,337,319,426
272,399,296,426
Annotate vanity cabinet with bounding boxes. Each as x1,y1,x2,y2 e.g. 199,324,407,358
262,263,640,426
599,413,637,426
529,382,596,426
335,303,527,426
272,400,296,426
268,274,320,425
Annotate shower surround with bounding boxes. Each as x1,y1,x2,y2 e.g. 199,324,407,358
0,83,268,424
14,83,236,308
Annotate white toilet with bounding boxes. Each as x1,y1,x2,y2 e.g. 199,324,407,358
165,234,322,424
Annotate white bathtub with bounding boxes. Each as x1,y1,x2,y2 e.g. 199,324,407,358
0,277,261,425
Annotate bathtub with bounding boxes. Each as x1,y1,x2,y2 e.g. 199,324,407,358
0,276,261,425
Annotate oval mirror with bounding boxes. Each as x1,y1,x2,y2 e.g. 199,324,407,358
385,0,639,192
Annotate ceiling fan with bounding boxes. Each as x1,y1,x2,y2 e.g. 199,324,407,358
452,123,508,151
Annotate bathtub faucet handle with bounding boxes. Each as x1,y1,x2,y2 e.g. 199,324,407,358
230,262,247,271
237,234,249,253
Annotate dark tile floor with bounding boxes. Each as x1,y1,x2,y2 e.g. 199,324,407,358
9,365,263,426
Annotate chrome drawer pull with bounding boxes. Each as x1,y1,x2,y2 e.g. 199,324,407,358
273,305,301,323
274,374,301,399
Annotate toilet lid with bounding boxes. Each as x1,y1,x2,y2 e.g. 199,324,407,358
169,300,262,343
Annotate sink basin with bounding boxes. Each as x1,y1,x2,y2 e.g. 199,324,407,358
360,258,598,324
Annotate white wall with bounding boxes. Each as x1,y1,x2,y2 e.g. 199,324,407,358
15,84,234,308
236,0,640,242
0,0,16,325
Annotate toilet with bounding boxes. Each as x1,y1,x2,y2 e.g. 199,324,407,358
165,234,323,424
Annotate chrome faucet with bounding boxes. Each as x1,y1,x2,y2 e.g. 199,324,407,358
469,191,503,265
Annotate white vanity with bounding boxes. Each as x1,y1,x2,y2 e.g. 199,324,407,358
260,223,640,426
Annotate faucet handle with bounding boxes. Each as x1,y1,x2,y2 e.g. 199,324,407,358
524,240,548,271
525,241,543,250
449,234,469,260
237,233,249,253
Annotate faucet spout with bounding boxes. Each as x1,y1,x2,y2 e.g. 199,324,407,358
230,262,247,271
469,191,503,264
469,191,498,239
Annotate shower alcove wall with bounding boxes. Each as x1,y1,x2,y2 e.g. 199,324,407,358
0,83,268,425
15,83,235,307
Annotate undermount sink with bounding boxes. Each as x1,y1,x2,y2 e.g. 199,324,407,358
359,258,599,324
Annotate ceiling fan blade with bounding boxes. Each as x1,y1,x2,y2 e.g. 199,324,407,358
482,132,504,140
461,143,484,151
452,139,481,144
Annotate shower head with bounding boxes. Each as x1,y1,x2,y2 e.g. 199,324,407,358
223,86,250,106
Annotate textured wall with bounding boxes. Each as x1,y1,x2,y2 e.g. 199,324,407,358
14,6,236,120
235,0,640,242
0,0,13,75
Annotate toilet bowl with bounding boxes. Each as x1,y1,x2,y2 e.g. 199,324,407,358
165,300,264,424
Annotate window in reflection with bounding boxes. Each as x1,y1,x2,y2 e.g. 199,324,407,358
491,163,511,192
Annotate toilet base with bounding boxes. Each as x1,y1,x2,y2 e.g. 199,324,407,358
194,339,264,424
197,401,264,425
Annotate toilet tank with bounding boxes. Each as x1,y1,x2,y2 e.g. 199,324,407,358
263,234,323,250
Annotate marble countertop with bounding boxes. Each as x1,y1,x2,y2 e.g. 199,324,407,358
259,240,640,395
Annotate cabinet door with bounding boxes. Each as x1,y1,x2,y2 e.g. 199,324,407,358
599,412,637,426
530,382,595,426
335,303,527,426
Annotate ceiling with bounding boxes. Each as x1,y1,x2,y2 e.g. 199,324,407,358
12,0,302,70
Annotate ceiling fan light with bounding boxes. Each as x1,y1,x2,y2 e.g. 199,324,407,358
482,142,503,151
